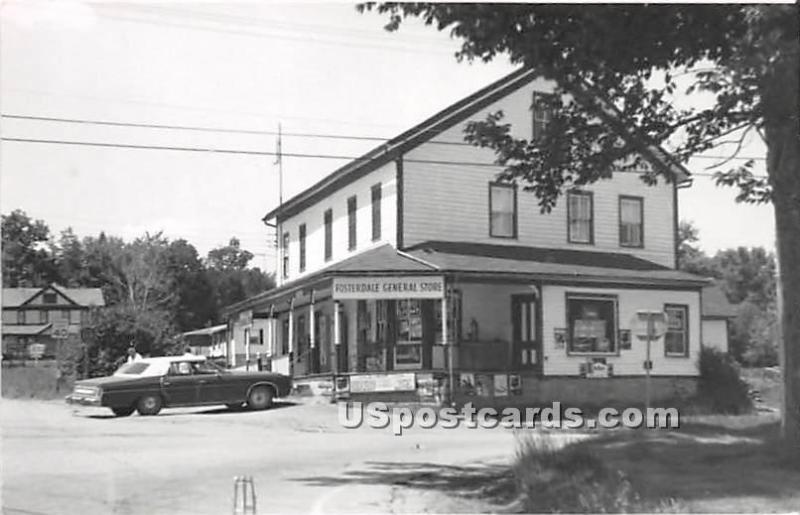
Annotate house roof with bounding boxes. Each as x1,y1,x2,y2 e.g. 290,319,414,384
405,241,708,288
1,284,105,308
702,283,737,318
1,324,52,336
262,67,692,223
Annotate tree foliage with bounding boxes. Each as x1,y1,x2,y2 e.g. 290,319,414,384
2,210,275,373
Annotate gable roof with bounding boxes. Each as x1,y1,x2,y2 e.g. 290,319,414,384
263,67,692,223
1,284,105,308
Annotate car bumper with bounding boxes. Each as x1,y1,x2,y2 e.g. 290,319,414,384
66,395,103,407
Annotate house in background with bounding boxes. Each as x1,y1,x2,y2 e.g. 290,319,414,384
701,283,737,354
1,284,105,360
223,67,708,405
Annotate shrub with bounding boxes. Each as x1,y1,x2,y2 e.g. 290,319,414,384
697,347,753,414
512,435,640,513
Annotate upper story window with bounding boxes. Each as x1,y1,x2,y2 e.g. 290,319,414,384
16,310,25,324
298,224,307,272
282,232,290,279
40,310,49,323
489,182,517,238
347,196,357,251
619,196,644,248
43,292,57,304
324,209,333,261
371,183,382,241
532,92,554,141
664,304,689,357
567,191,594,244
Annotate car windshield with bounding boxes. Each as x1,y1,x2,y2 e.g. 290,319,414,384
114,362,150,375
195,360,226,374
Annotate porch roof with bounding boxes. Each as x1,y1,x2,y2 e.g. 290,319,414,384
406,241,709,288
2,324,52,336
221,245,436,315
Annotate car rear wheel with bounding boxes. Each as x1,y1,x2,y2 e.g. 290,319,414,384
247,386,274,410
111,406,135,417
136,394,163,416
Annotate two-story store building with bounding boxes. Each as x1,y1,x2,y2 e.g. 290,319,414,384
223,68,708,406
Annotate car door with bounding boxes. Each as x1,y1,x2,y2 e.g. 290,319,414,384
194,361,239,403
160,361,199,406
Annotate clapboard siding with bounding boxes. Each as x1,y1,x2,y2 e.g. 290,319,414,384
402,79,677,269
541,285,700,377
702,319,729,353
277,162,397,285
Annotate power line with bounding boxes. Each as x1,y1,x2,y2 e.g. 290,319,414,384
1,136,768,178
2,113,769,159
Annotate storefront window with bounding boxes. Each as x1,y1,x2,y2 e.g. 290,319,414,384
281,319,289,355
395,299,423,367
566,294,617,354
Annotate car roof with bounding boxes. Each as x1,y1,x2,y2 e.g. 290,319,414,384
140,355,207,364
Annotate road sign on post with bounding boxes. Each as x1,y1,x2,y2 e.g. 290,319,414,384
632,310,668,411
52,319,69,340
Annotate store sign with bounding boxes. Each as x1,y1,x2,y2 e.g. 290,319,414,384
349,373,416,393
332,276,444,300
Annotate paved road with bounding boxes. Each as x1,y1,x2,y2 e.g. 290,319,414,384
1,398,562,515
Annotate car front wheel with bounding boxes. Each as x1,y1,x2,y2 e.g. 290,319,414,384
137,394,163,416
111,406,135,417
247,386,273,410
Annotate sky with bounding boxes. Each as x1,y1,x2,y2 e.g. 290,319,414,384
0,2,775,274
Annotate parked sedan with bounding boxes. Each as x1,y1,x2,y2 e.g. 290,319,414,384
66,355,292,416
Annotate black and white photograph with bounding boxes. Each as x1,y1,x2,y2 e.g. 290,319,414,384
1,2,798,514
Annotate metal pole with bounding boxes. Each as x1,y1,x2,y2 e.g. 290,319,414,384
645,315,652,412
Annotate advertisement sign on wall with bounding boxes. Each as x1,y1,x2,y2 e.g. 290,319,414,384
349,373,416,393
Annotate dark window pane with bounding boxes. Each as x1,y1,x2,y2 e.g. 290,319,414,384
371,183,382,241
324,209,333,261
299,224,306,272
347,196,357,251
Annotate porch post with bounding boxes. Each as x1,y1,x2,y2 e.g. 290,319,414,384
333,300,341,375
309,290,316,374
442,286,455,407
267,304,275,360
288,299,295,376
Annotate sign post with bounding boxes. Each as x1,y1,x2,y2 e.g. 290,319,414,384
632,310,668,411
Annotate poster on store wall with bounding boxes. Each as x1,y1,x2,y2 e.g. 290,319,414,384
459,373,476,396
509,374,522,396
350,373,416,393
475,374,494,397
494,374,509,397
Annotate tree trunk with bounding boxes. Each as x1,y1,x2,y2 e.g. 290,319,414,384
764,52,800,453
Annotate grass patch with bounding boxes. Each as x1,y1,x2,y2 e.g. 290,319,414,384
511,414,799,513
1,363,74,399
511,434,681,513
